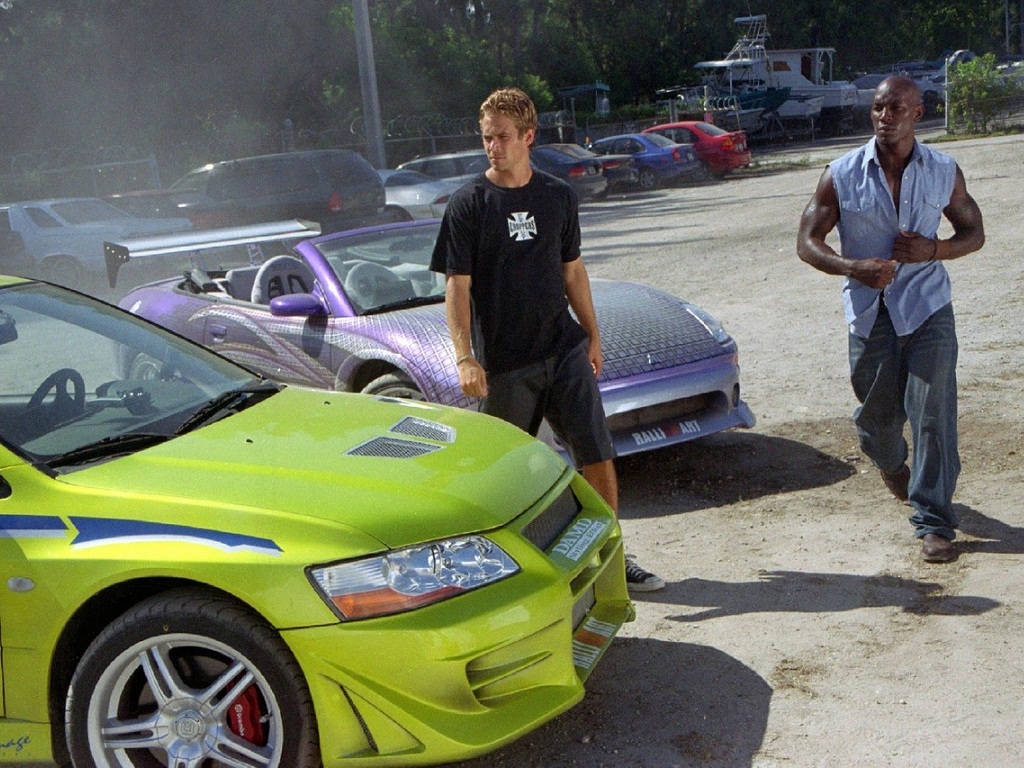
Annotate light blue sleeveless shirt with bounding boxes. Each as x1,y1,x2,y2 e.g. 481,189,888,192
830,138,956,338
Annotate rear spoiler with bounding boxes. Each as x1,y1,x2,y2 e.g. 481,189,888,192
104,219,321,288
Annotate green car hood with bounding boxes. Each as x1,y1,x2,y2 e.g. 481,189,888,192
61,388,566,550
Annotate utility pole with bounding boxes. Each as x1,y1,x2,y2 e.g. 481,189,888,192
352,0,387,168
1006,0,1011,54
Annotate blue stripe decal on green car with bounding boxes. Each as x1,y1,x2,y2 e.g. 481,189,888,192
68,517,282,556
0,515,68,538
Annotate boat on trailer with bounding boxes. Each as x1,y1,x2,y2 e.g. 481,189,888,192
694,14,855,137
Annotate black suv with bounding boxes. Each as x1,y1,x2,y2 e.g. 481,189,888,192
109,150,387,234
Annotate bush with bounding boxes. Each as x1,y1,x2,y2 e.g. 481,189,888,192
947,53,1023,134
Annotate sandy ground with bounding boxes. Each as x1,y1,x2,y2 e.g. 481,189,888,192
452,127,1024,767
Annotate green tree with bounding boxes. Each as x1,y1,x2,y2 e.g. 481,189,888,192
947,52,1022,132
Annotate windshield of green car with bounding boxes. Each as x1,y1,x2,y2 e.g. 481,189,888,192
0,280,274,470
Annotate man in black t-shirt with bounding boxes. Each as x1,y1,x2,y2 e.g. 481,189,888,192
430,87,664,592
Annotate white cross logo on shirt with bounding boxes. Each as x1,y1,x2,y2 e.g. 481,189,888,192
508,212,537,241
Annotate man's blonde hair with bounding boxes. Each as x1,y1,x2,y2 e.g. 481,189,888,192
479,87,538,137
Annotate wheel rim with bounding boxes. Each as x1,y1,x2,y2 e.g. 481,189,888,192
375,382,426,400
639,168,656,189
85,633,283,768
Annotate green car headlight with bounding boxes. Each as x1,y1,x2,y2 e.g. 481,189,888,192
309,536,520,620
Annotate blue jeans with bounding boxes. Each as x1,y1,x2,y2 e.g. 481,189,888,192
848,302,960,539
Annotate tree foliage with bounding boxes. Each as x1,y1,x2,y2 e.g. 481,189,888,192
947,52,1024,133
0,0,1016,174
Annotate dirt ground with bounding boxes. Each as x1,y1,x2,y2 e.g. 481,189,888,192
452,127,1024,767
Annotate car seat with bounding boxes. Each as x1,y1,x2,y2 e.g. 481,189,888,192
251,255,315,304
223,265,260,300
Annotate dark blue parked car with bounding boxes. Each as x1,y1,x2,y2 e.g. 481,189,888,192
588,133,702,189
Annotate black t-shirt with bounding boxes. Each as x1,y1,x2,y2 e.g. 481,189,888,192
430,170,587,374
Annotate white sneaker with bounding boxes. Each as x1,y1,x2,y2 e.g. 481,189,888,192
625,556,665,592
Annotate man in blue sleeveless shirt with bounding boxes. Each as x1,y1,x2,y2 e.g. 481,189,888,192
797,76,984,562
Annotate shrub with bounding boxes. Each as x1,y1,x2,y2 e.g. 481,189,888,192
947,53,1023,134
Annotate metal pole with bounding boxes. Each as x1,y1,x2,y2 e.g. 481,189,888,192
352,0,387,168
1006,0,1011,54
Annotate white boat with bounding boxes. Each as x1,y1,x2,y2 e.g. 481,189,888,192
777,94,823,119
695,15,855,133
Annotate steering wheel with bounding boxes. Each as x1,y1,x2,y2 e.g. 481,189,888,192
344,261,404,310
28,368,86,420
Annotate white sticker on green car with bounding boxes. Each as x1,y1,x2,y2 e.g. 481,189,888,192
551,517,608,562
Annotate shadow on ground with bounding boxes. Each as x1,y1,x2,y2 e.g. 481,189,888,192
615,426,856,517
637,569,1000,622
447,638,771,768
957,505,1024,555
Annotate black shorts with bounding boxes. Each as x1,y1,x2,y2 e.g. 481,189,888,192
481,341,615,467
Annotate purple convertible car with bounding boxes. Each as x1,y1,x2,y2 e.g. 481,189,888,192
108,219,754,457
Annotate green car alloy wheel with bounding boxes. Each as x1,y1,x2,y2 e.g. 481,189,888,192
65,589,321,768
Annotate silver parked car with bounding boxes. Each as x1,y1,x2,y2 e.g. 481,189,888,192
0,197,192,288
377,169,463,220
396,150,491,184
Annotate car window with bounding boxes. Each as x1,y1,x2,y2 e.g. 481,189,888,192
207,164,256,200
322,151,379,185
51,199,131,224
383,171,429,186
313,222,445,314
643,133,675,148
0,281,261,467
695,122,727,136
261,157,314,195
420,159,458,178
169,168,209,192
24,207,62,228
459,154,489,174
556,144,591,159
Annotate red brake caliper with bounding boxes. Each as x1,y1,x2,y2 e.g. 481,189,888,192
227,684,268,746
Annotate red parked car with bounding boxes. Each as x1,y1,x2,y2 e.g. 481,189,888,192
643,121,752,177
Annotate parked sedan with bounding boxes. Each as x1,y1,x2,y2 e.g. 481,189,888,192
587,133,702,189
0,272,630,766
110,219,755,459
0,197,191,288
396,149,491,184
533,143,639,194
643,121,752,177
529,144,608,199
377,169,462,220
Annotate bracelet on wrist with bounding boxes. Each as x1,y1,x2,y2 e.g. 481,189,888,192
456,354,474,366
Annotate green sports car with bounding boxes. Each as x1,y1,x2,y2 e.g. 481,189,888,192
0,275,632,767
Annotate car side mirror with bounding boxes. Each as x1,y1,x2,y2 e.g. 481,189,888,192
0,309,16,345
269,293,326,317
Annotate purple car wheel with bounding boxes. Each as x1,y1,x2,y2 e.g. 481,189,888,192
361,372,425,400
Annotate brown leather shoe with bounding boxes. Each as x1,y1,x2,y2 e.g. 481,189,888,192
880,464,910,501
921,533,956,563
